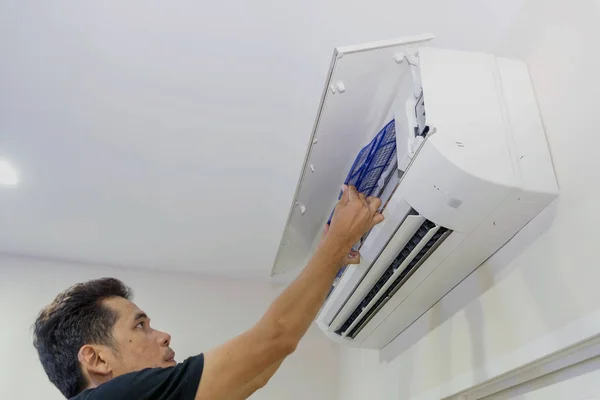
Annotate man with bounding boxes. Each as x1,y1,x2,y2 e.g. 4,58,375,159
34,185,383,399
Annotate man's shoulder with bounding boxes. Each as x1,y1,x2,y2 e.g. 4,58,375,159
70,354,205,400
70,371,141,400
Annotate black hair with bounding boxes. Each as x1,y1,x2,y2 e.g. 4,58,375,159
33,278,133,398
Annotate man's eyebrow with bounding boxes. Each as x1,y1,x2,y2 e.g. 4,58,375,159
133,312,148,322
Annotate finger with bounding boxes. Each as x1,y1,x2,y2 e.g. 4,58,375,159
338,184,350,205
345,251,361,265
347,185,359,202
370,212,385,228
346,257,360,265
358,192,368,206
320,223,330,240
367,196,382,213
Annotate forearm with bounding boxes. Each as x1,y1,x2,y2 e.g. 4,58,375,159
258,237,350,348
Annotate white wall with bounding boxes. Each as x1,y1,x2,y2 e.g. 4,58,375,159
0,255,340,400
339,1,600,399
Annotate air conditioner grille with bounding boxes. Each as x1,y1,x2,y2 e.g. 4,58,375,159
335,219,451,338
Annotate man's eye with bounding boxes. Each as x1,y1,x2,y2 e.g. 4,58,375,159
136,322,145,329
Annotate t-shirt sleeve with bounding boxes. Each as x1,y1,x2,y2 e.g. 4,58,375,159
86,354,204,400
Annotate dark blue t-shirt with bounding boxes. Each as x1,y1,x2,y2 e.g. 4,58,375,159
71,354,204,400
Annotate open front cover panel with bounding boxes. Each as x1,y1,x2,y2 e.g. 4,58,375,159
271,34,434,277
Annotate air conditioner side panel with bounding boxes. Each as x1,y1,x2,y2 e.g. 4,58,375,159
495,57,559,196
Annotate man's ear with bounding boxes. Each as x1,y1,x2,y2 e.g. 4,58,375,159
78,344,112,377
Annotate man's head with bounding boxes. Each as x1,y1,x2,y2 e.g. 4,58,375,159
33,278,176,398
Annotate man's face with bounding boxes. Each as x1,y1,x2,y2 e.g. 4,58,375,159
102,296,177,376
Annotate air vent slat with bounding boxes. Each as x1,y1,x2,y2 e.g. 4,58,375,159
336,220,438,336
335,219,451,338
346,227,451,339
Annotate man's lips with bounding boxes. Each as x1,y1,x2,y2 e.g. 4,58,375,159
164,349,176,362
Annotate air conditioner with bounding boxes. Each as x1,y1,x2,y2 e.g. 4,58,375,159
271,34,558,349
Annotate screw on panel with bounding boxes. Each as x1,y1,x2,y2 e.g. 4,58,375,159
295,201,307,215
310,165,315,173
407,48,418,58
336,81,346,93
312,138,318,145
393,52,405,64
329,85,336,94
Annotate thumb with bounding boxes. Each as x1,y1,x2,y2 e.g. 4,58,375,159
370,212,385,229
344,250,361,265
338,184,350,205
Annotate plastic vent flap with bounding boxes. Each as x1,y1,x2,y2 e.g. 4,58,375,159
336,217,451,339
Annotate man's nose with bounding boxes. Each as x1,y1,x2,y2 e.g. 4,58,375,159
157,330,172,347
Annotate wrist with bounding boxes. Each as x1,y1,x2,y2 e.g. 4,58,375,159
318,235,353,264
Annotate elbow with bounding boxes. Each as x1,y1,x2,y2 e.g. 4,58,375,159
265,320,298,357
278,336,298,356
255,372,273,390
272,329,298,357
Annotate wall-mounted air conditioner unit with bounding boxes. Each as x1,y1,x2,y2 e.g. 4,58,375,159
271,34,558,349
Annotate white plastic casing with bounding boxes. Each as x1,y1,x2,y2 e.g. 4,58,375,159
272,36,558,349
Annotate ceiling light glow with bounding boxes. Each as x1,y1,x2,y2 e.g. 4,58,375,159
0,160,18,186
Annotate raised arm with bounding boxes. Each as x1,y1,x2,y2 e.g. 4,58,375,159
196,186,383,400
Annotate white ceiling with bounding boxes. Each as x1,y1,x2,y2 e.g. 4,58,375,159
0,0,525,279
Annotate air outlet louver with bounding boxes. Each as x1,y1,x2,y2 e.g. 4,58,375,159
335,218,451,338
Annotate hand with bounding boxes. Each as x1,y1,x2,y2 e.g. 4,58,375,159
318,224,362,265
325,185,384,252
